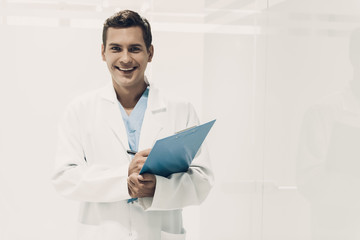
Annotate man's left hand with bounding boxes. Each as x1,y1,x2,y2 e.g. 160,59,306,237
128,173,156,198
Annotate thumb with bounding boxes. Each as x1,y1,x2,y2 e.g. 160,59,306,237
138,173,154,182
138,148,152,157
137,175,144,181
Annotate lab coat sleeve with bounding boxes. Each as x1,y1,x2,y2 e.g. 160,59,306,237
52,102,131,202
138,103,214,210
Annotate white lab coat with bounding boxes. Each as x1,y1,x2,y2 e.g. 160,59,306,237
52,82,214,240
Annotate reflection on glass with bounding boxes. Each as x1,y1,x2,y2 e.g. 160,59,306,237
297,28,360,240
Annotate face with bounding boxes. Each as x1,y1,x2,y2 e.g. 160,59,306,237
101,27,153,90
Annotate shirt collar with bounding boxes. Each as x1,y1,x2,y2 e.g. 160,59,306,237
99,77,167,112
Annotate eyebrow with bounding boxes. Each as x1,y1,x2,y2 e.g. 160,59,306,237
108,43,143,48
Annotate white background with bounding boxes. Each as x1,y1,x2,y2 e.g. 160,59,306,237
1,0,360,239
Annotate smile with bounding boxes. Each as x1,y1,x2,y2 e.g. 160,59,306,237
115,66,137,73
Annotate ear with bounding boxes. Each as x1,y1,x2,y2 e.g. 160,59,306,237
147,45,154,62
101,44,106,61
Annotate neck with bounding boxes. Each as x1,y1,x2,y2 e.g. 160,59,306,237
114,81,148,109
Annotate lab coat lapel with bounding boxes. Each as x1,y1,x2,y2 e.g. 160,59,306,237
100,84,129,150
138,86,165,151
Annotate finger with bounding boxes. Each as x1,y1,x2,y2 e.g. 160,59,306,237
127,178,135,188
135,157,146,166
136,148,152,157
137,175,144,181
128,178,141,194
128,174,138,185
138,173,155,182
130,157,146,169
127,181,134,196
134,155,147,161
128,185,137,198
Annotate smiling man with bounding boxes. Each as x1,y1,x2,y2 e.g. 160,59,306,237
52,10,213,240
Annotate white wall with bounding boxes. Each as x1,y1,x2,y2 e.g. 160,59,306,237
0,25,106,239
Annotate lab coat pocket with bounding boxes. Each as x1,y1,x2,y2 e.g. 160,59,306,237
160,230,186,240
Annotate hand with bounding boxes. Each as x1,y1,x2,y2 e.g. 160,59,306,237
128,173,156,198
128,148,151,176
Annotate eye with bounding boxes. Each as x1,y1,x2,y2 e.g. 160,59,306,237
129,46,141,52
110,46,121,52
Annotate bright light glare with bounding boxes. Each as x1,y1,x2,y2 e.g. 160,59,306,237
7,16,58,27
70,18,103,28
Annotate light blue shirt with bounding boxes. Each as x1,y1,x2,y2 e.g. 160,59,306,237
118,87,149,152
118,87,149,203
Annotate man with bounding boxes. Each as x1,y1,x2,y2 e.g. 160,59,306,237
52,10,213,240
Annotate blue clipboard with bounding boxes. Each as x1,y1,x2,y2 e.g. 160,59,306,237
139,119,216,177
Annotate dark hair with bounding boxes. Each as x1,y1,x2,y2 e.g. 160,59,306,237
102,10,152,50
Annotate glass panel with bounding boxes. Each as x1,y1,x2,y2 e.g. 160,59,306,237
263,0,360,239
200,1,268,239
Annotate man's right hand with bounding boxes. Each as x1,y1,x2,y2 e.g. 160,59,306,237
128,148,151,176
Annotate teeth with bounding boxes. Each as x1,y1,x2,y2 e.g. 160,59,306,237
118,67,135,71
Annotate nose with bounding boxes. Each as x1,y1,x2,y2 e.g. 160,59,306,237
119,51,133,64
